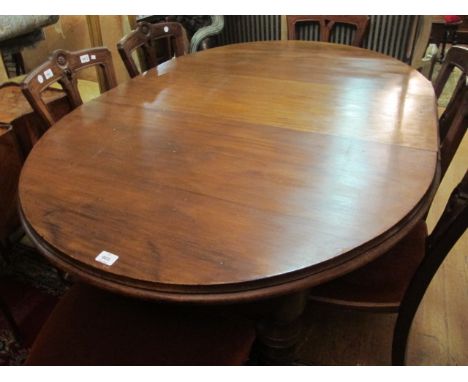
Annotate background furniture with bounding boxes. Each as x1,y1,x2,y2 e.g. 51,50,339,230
456,16,468,44
217,16,423,64
429,16,463,62
137,15,424,63
0,16,59,78
137,15,225,53
1,16,430,85
117,21,188,78
286,15,369,47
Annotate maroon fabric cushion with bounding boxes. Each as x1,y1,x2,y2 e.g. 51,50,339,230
26,284,256,365
444,16,462,24
0,276,58,347
309,221,428,310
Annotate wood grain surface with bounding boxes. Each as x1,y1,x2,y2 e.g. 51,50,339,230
0,82,71,158
18,41,439,303
0,82,63,123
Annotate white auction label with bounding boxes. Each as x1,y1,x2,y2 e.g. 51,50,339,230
37,74,44,84
91,54,96,60
95,251,119,266
44,68,53,79
80,54,90,63
164,26,169,33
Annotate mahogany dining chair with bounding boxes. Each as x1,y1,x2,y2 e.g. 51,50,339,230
433,45,468,176
20,47,117,129
286,15,370,47
117,21,189,78
392,170,468,364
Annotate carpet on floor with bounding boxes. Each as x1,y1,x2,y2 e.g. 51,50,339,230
0,242,68,365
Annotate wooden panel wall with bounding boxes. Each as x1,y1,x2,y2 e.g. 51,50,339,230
88,16,133,85
0,62,8,82
20,16,132,85
22,16,95,80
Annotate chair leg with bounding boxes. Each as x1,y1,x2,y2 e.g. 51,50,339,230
392,247,450,365
392,303,417,365
392,263,439,366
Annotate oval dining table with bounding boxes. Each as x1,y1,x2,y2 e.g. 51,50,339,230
18,41,439,364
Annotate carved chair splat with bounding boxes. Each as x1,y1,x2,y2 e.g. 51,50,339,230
433,45,468,176
117,21,189,78
20,48,117,129
286,15,370,47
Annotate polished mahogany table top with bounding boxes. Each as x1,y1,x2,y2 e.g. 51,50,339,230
19,41,439,303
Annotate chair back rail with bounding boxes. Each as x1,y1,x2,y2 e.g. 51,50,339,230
432,45,468,177
287,15,370,47
117,21,188,78
20,47,117,128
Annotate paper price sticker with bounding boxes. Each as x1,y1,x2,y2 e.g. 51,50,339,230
91,55,96,60
37,74,44,84
95,251,119,266
44,68,53,79
80,54,90,64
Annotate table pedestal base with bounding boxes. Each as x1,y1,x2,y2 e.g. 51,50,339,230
255,291,307,365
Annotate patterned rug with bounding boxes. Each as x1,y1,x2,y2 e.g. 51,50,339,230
0,241,68,365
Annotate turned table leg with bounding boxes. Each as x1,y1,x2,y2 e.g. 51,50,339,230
255,291,307,365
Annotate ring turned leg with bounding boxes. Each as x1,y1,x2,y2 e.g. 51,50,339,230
255,291,307,365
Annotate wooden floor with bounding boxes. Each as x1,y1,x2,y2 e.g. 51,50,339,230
297,134,468,366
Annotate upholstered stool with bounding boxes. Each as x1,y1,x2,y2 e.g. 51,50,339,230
26,283,256,365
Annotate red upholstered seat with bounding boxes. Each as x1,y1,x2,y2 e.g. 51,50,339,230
26,284,256,365
309,221,428,311
444,16,462,24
